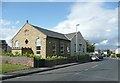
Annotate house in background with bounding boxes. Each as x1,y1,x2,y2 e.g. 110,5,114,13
115,48,120,54
12,20,86,58
0,40,11,54
65,32,86,55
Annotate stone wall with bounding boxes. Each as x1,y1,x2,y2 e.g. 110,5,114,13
1,56,34,67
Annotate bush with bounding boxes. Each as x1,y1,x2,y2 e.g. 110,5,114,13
116,54,120,58
34,55,42,59
46,55,67,60
23,52,42,59
14,51,21,56
2,52,14,56
68,55,77,59
57,56,67,59
68,53,90,60
23,52,30,57
46,56,57,60
29,54,35,58
110,54,116,58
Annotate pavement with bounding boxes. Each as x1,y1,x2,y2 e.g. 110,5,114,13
1,62,80,80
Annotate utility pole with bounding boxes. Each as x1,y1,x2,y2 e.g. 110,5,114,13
76,24,80,54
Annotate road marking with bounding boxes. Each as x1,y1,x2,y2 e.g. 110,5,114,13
91,65,98,68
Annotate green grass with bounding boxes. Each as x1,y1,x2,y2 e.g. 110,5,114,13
0,63,31,74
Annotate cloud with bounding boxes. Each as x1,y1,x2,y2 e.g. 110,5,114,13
108,17,117,24
0,19,20,46
15,20,20,24
51,2,118,50
106,29,111,32
96,39,109,45
114,42,120,47
0,19,11,26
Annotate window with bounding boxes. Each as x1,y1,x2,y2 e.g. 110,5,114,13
83,48,84,52
67,43,70,54
35,38,41,55
82,45,85,52
74,44,76,52
15,40,19,47
36,46,41,50
79,44,82,51
60,42,64,55
52,41,56,55
25,39,29,44
36,51,40,54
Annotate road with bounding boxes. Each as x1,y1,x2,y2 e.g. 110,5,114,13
4,58,119,81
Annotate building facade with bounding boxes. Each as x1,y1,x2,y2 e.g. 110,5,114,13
65,32,86,55
115,48,120,54
12,22,70,58
12,21,86,58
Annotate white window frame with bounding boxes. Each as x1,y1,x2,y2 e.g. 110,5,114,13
52,41,56,55
60,42,64,55
35,38,41,55
67,43,70,54
15,40,19,47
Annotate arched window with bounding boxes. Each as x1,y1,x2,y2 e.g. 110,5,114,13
36,38,41,46
35,38,41,54
15,40,19,47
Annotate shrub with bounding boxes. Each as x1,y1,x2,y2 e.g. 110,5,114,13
57,56,67,59
14,51,21,56
68,53,90,60
29,54,35,58
23,52,30,57
78,54,90,60
46,56,52,60
116,54,120,58
46,55,67,60
34,55,42,59
110,54,116,58
68,55,77,59
3,52,14,56
46,56,57,60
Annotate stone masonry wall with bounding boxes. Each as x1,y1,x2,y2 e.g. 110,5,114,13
1,56,34,67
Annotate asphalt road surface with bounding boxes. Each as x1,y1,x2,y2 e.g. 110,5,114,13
4,58,119,81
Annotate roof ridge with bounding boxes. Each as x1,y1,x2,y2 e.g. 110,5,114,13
29,24,69,40
30,24,65,35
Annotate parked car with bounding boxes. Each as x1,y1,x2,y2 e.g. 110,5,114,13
98,54,104,59
90,53,100,61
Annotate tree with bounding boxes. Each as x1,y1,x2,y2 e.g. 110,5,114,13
106,49,112,57
86,40,95,53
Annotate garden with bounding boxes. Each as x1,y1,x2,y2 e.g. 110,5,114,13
1,52,91,73
0,63,31,74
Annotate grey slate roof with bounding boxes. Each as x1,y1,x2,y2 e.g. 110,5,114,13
30,24,69,40
65,32,76,40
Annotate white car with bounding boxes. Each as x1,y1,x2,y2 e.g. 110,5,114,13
90,53,100,61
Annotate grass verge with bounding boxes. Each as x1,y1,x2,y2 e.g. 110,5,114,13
0,63,31,74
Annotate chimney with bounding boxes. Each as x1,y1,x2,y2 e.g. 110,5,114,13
26,20,28,23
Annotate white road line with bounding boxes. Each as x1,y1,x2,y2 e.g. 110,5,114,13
91,65,98,68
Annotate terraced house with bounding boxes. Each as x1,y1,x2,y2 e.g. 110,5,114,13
12,20,86,58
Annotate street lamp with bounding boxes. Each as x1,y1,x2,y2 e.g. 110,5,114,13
76,24,80,54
